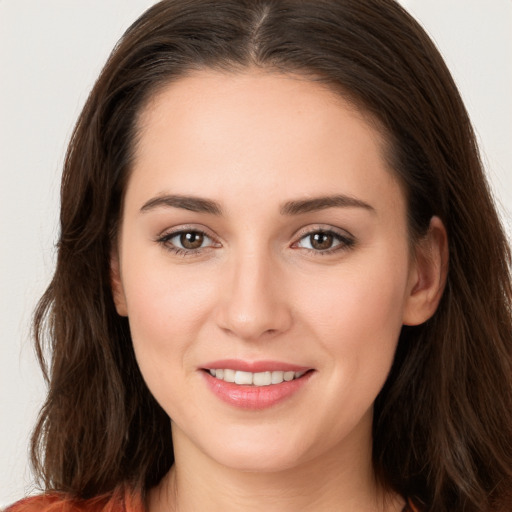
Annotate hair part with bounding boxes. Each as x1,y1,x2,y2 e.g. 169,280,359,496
31,1,512,510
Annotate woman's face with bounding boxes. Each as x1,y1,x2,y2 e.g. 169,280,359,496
112,70,433,473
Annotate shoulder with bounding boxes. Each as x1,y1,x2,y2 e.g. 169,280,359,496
4,495,59,512
4,494,85,512
4,489,144,512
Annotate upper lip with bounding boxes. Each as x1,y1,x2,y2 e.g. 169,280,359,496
201,359,311,373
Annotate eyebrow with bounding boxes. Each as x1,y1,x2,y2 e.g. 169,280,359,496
140,194,223,215
140,193,375,216
280,195,375,215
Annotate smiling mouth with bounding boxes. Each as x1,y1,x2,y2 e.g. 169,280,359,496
206,369,308,386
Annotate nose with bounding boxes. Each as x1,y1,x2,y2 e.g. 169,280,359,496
214,249,293,341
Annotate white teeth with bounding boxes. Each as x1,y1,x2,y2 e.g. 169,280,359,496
284,371,295,381
271,371,284,384
224,369,236,382
234,371,253,385
208,368,307,386
253,371,272,386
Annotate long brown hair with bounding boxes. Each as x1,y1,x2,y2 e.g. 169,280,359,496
31,1,512,510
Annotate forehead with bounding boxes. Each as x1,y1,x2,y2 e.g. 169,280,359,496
129,69,402,215
136,69,384,155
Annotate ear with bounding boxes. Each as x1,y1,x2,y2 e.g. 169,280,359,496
402,216,448,326
110,249,128,317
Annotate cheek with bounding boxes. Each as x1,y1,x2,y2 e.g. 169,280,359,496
121,256,218,373
296,248,409,376
121,262,223,423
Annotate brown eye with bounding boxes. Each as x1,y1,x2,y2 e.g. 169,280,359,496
159,229,216,253
295,229,353,253
180,231,204,249
310,232,334,250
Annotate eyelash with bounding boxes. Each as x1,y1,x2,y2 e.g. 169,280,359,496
156,227,355,257
292,228,355,255
156,228,218,257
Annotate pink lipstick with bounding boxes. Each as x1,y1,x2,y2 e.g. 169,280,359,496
201,359,313,410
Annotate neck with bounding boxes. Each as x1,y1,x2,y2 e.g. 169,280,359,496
148,418,404,512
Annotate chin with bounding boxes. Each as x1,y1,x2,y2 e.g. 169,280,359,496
201,426,322,474
212,446,308,474
173,419,310,473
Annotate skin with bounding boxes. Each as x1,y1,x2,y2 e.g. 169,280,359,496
111,70,447,511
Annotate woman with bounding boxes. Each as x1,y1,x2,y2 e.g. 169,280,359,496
6,0,512,511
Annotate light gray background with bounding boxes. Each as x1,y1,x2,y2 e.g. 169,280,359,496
1,0,511,505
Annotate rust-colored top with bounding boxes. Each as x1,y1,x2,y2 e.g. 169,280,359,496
4,488,143,512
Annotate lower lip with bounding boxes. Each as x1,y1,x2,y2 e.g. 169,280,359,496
202,371,313,410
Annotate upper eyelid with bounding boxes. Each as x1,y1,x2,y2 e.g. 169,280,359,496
157,224,218,240
292,224,355,241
